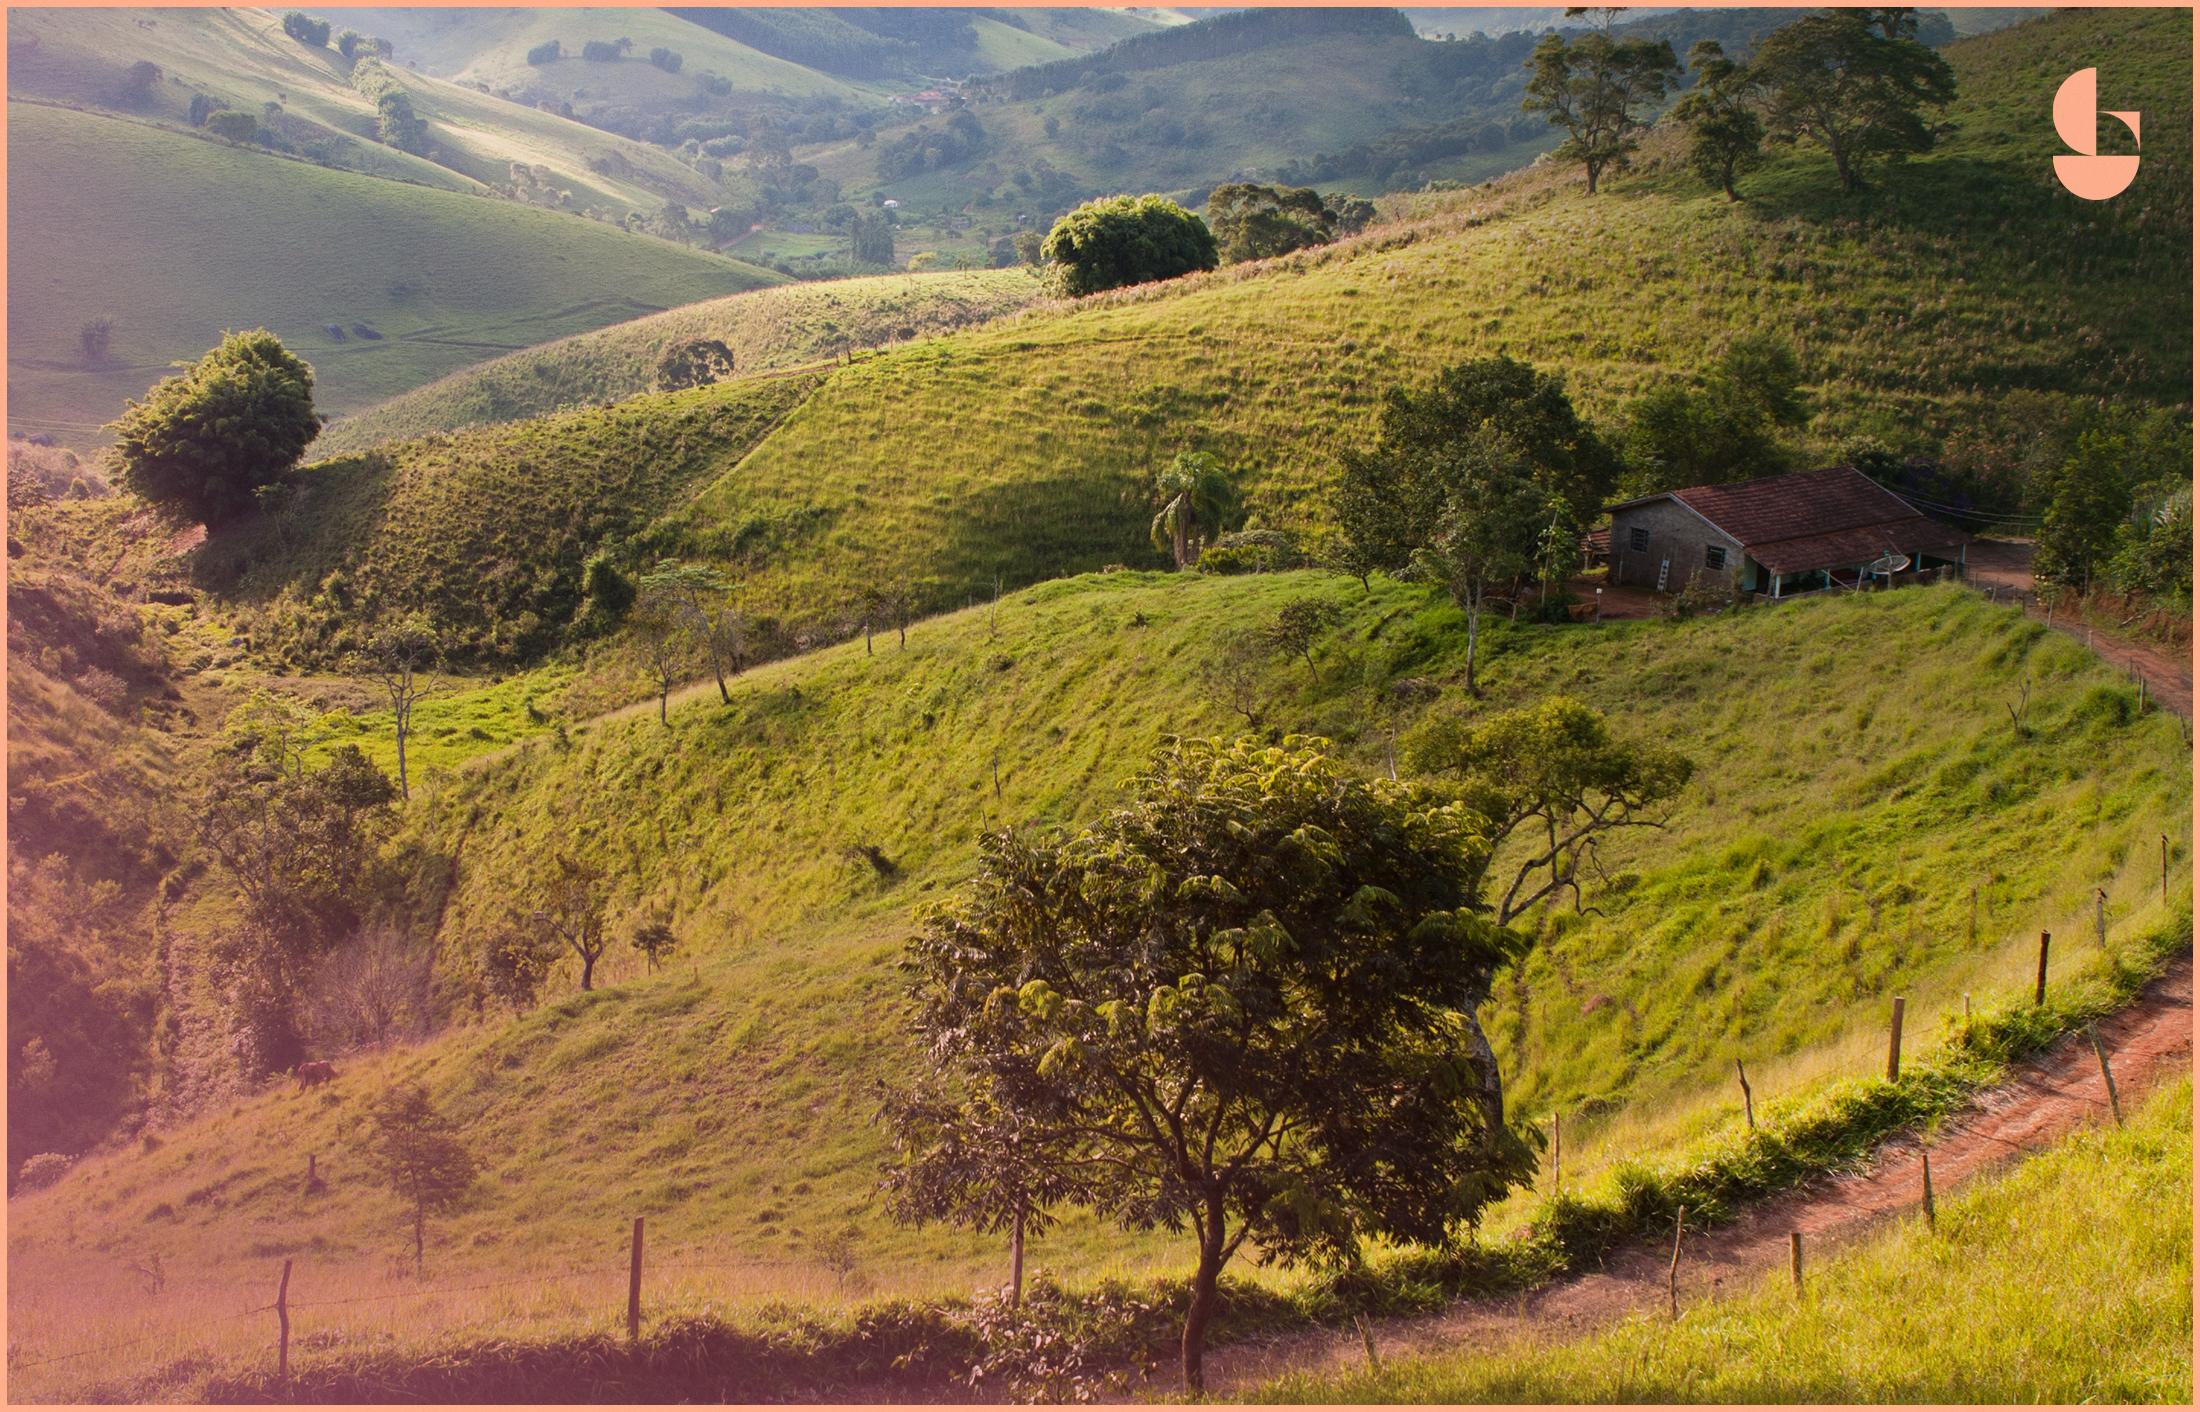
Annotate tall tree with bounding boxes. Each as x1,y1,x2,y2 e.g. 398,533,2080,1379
1410,433,1547,696
632,569,703,724
1621,335,1809,493
346,617,444,799
364,1083,478,1275
885,738,1534,1394
2032,432,2136,592
1150,451,1238,569
533,851,611,991
1752,7,1956,193
1206,182,1335,264
1672,39,1764,200
106,330,320,526
1406,696,1694,926
1521,14,1683,194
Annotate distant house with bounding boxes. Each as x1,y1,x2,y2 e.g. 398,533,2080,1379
1604,466,1971,599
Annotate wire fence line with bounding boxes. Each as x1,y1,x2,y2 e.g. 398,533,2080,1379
7,1244,859,1377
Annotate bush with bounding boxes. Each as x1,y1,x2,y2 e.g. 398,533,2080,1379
187,92,215,126
525,38,562,65
1196,528,1305,575
107,330,319,525
16,1152,73,1194
649,47,682,73
281,11,330,47
1039,194,1217,298
204,109,258,144
581,39,622,62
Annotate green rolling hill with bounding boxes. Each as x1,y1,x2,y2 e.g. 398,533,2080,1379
205,7,2191,675
312,267,1045,454
4,99,784,443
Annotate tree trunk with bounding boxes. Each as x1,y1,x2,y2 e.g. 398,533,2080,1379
1831,138,1856,192
714,663,730,705
1460,1000,1507,1155
395,722,410,800
1462,580,1483,695
1010,1204,1026,1309
580,950,596,991
1174,512,1191,570
1181,1194,1228,1394
659,688,669,726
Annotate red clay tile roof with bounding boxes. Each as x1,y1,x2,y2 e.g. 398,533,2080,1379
1612,467,1971,576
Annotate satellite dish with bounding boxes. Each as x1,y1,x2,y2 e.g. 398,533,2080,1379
1866,553,1911,577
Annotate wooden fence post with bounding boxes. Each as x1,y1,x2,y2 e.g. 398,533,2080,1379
1736,1058,1755,1130
2096,888,2107,949
1920,1154,1935,1227
2088,1024,2123,1127
2035,931,2051,1007
2165,834,2172,903
1789,1231,1803,1293
627,1217,644,1343
276,1258,292,1381
1885,997,1906,1083
1668,1207,1686,1319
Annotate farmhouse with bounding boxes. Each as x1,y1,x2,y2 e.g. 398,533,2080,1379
1604,466,1972,599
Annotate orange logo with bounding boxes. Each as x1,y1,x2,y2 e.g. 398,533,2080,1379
2053,68,2139,200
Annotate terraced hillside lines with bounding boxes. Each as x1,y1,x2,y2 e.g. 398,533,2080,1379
215,373,824,665
315,269,1047,454
4,103,784,443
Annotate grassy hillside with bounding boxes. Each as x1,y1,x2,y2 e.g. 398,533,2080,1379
211,372,825,665
5,570,2186,1398
4,102,784,444
314,268,1044,454
1266,1074,2193,1404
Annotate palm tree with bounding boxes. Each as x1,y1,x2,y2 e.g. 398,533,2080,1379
1150,452,1238,570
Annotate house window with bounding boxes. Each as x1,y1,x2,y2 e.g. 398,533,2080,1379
1705,545,1728,571
1629,526,1651,553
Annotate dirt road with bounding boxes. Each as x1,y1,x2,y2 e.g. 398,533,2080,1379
1201,953,2194,1396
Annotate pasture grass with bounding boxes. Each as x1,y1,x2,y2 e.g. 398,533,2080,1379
1258,1074,2194,1405
312,269,1045,454
7,574,2186,1399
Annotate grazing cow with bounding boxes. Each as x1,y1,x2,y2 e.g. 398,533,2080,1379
295,1060,337,1091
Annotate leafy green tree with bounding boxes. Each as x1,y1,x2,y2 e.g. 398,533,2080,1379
1333,355,1619,608
1010,229,1045,267
1266,598,1344,679
121,60,163,106
1409,432,1547,695
851,211,896,266
1206,182,1334,264
631,571,700,727
2108,485,2192,604
1406,696,1693,926
204,108,259,144
650,562,745,702
533,851,612,991
364,1083,477,1275
1752,8,1956,193
281,11,331,46
885,738,1533,1394
107,330,319,525
1040,194,1218,297
1330,196,1378,237
344,617,445,799
654,338,734,392
2033,432,2136,592
1672,39,1764,200
1621,335,1807,492
1150,451,1238,569
1520,12,1683,194
630,918,678,973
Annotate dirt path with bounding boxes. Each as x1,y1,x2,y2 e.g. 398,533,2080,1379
1199,953,2194,1396
1960,538,2191,722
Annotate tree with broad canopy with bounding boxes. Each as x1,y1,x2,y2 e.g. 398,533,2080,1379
882,737,1537,1394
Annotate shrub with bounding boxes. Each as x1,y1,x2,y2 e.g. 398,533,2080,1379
16,1152,72,1194
204,109,258,144
525,38,561,66
581,39,622,62
649,47,682,73
281,11,330,47
1040,194,1217,297
187,92,215,126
